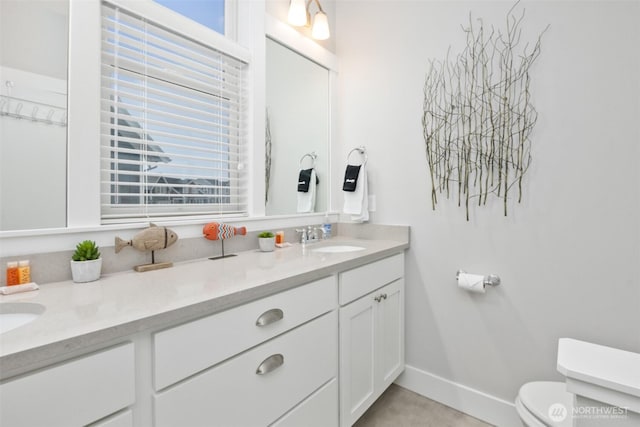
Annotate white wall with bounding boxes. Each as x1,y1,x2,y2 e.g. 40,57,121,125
335,0,640,419
0,0,68,80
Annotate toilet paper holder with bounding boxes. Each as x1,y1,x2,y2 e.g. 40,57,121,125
456,270,501,287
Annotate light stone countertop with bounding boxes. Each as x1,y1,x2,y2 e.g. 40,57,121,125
0,232,408,380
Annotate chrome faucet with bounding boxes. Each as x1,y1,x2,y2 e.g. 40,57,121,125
296,225,324,245
295,227,308,244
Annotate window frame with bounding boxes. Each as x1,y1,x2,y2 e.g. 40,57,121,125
99,0,249,223
0,2,341,257
65,0,252,228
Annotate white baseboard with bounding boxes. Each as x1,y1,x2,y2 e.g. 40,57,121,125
395,365,521,427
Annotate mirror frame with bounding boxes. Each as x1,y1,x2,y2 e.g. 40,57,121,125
264,14,339,217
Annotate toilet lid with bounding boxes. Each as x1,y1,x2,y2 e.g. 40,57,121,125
518,381,574,427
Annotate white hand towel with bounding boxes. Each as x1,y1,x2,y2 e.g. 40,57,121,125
352,166,369,222
343,163,369,222
297,169,317,213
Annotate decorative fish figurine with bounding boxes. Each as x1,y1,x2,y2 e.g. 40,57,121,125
203,222,247,241
115,224,179,253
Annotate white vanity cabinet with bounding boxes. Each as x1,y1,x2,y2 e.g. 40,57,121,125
338,254,405,427
0,240,408,427
0,343,135,427
152,276,338,427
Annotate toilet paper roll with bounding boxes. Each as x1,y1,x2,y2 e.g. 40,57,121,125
457,273,486,293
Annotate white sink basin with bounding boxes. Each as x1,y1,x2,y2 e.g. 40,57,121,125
312,245,365,254
0,302,45,334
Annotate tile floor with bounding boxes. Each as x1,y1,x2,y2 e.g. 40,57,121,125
354,384,493,427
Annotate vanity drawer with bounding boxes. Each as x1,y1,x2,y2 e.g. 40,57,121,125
0,343,135,427
153,276,337,390
271,378,338,427
89,409,133,427
154,311,338,427
339,253,404,305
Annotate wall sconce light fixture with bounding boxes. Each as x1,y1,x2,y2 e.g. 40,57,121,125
288,0,331,40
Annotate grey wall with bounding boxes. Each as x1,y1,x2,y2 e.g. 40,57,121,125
0,0,68,80
335,0,640,403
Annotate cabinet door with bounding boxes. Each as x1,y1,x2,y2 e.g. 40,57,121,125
339,279,405,427
376,279,404,391
339,294,377,427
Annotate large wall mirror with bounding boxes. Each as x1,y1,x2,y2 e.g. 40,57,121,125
0,0,69,231
0,10,334,231
264,15,337,216
265,38,329,215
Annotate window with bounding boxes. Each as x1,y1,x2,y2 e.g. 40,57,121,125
100,2,248,222
153,0,225,35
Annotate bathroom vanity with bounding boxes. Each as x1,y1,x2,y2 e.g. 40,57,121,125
0,231,408,427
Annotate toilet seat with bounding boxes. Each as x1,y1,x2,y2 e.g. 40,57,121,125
516,381,573,427
516,397,547,427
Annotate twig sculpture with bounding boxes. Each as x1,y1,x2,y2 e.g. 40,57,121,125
265,108,273,204
423,3,548,220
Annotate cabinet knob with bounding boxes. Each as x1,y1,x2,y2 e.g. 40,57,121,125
255,308,284,326
382,293,387,300
255,354,284,375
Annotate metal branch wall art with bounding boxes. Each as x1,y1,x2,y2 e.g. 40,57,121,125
423,4,548,220
265,108,273,204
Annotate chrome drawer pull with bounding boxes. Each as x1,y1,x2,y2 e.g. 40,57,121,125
255,308,284,326
374,293,388,303
255,354,284,375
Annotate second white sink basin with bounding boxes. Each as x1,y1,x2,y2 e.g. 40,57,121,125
0,302,45,335
312,245,365,254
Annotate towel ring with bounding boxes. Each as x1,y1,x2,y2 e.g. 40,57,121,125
347,146,367,166
300,152,317,168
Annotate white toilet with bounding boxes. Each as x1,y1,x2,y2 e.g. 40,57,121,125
515,381,573,427
516,339,640,427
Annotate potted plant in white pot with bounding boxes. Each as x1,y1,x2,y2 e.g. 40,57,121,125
70,240,102,283
258,231,275,252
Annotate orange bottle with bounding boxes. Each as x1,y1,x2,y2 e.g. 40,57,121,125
6,261,19,286
17,260,31,284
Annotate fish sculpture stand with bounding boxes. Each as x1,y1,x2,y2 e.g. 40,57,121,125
115,224,179,272
203,222,246,260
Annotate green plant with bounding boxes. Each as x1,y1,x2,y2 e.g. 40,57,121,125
258,231,274,239
72,240,101,261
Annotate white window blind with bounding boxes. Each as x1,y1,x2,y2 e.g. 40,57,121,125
100,2,248,222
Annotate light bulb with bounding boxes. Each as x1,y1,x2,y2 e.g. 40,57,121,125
288,0,307,27
311,10,330,40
